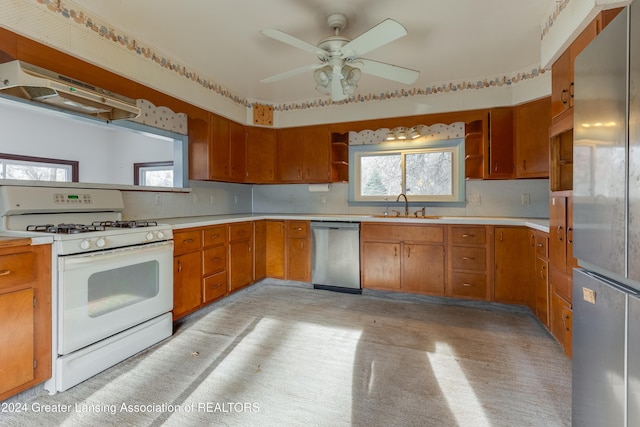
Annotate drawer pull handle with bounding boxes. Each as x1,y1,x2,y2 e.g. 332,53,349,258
295,227,303,231
211,283,222,289
462,283,474,287
211,257,221,262
461,234,475,238
183,238,194,244
177,261,182,273
211,234,219,239
462,256,475,260
0,270,11,276
537,243,544,247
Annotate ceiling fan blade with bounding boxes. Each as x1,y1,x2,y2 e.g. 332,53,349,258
260,28,327,58
353,58,419,84
341,19,407,58
261,63,323,83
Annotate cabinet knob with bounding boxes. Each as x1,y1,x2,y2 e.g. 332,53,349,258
561,89,569,105
557,226,564,241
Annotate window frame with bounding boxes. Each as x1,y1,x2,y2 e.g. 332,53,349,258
348,138,465,203
0,152,78,182
134,161,174,186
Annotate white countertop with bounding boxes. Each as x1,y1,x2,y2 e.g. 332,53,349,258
161,214,550,233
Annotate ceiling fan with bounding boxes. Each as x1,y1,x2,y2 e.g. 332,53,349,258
260,13,419,102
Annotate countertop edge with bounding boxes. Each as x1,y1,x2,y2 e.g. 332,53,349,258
163,214,550,233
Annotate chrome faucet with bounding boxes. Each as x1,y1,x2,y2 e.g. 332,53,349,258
396,193,409,217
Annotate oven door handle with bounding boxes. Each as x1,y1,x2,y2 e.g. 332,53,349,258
60,241,173,269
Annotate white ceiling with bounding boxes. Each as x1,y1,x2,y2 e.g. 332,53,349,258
71,0,555,105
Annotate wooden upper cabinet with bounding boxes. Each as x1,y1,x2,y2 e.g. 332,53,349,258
302,126,331,182
229,121,246,182
514,97,551,178
187,116,211,180
210,114,230,180
488,107,514,178
278,127,305,182
278,125,331,183
246,127,277,183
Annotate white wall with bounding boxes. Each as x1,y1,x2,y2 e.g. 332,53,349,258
0,98,174,185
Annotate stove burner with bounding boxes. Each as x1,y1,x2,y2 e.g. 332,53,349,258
27,223,107,234
93,220,159,229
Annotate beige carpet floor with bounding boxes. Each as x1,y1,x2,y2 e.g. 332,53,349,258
2,280,571,426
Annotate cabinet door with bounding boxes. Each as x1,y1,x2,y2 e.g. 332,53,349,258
278,127,304,182
229,239,253,291
254,220,267,281
402,244,445,296
246,127,276,183
488,107,514,177
303,126,331,182
566,195,578,271
266,221,285,278
173,251,202,318
535,257,549,327
514,97,551,178
0,288,34,395
549,196,567,273
229,121,246,182
494,227,533,304
187,116,211,180
361,242,401,290
550,290,572,357
551,49,571,118
211,114,230,180
287,237,310,282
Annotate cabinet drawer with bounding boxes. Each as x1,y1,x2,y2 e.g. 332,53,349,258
550,267,572,302
229,222,252,241
451,272,487,299
173,229,202,254
451,246,486,271
203,246,227,276
450,226,486,245
286,221,308,238
203,225,227,247
0,250,36,290
203,271,227,303
535,233,549,258
361,223,444,243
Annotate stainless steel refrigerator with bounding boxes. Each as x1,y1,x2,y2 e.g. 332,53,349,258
573,3,640,426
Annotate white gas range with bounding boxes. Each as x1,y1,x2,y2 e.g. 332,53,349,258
0,186,174,393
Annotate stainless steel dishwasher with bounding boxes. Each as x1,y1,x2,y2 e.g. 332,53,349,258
310,221,361,294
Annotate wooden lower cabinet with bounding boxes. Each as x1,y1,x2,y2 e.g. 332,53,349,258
173,250,202,317
285,220,310,282
494,227,534,305
533,231,550,327
266,220,285,278
173,225,230,320
361,223,445,296
229,222,254,292
362,241,402,290
447,225,493,300
0,242,52,401
550,290,572,358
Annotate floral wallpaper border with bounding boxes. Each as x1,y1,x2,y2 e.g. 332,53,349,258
33,0,566,112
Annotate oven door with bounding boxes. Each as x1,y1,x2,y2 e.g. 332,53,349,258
57,240,173,355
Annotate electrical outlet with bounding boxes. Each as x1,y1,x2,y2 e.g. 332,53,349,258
521,193,531,205
234,195,238,204
320,195,327,204
192,193,199,204
154,194,162,205
210,194,216,205
289,195,295,204
468,193,481,204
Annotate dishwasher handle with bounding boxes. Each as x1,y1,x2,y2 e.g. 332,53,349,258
310,221,360,230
